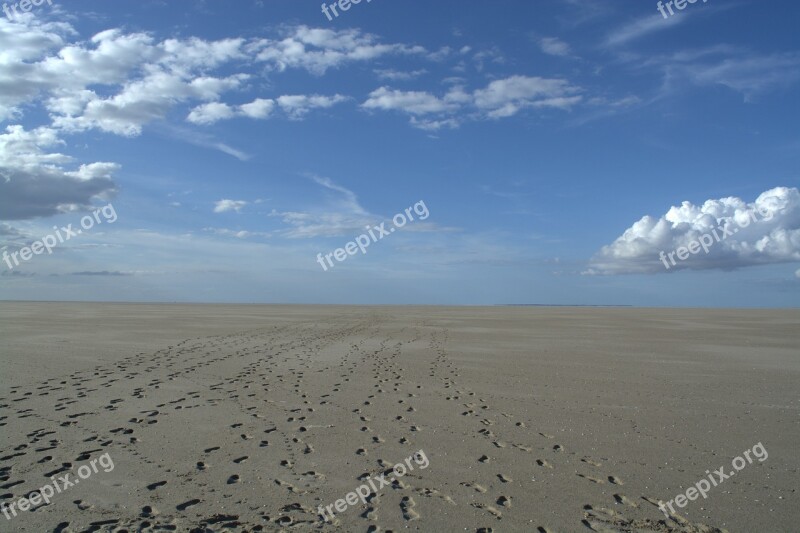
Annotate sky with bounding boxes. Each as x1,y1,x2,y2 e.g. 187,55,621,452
0,0,799,306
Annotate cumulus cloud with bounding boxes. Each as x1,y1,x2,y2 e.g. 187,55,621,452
586,187,800,275
0,20,427,135
362,76,581,129
276,94,348,119
362,87,462,116
186,102,237,125
473,76,582,117
246,25,428,75
187,94,346,125
0,126,118,220
213,199,248,214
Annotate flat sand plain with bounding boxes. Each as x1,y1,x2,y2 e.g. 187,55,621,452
1,303,798,532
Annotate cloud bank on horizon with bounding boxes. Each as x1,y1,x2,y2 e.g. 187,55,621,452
587,187,800,275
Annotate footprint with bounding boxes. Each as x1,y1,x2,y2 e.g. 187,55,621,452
497,495,511,508
176,499,201,511
471,502,502,519
460,482,487,493
400,496,419,520
146,480,167,491
613,493,637,507
275,479,305,494
74,500,93,511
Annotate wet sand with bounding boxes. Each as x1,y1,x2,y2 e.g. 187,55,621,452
1,303,798,532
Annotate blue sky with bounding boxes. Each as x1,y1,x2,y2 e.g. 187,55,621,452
1,0,799,306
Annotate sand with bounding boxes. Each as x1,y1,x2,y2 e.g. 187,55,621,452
0,303,798,532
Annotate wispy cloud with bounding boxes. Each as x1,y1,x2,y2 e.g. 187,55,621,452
605,13,684,47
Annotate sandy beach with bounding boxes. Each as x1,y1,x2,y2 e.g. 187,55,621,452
1,303,798,532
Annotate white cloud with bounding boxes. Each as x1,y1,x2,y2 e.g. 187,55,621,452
239,98,274,119
186,102,236,125
374,68,427,81
538,37,571,57
363,76,582,128
276,94,348,119
0,22,428,135
247,25,429,75
0,125,118,220
473,76,582,117
362,87,461,116
186,94,347,125
213,199,248,214
587,187,800,275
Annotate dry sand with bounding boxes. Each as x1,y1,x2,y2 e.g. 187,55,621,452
0,303,798,532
